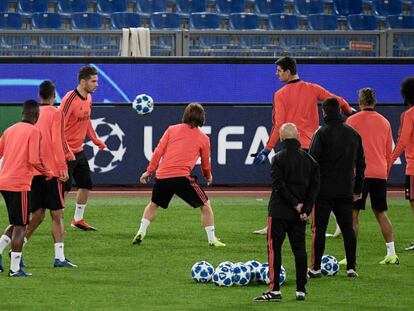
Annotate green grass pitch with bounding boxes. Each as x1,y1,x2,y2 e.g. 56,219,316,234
0,195,413,311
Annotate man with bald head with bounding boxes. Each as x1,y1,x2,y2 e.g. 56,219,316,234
254,123,319,302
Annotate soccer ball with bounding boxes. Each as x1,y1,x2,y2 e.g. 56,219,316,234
321,255,339,276
132,94,154,115
217,261,234,270
260,263,286,285
191,261,214,283
212,265,233,287
232,262,251,286
245,260,261,282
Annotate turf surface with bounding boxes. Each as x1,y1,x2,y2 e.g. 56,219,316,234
0,196,413,311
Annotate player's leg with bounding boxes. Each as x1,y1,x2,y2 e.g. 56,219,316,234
404,175,414,250
352,209,360,237
407,199,414,250
25,209,45,240
326,212,341,238
132,201,159,245
0,224,13,272
253,226,268,235
51,209,77,268
199,201,225,246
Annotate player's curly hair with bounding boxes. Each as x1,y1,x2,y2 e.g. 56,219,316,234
401,77,414,106
182,103,205,128
358,88,376,106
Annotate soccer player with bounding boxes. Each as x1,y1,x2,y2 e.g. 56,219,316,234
254,123,319,302
60,66,106,231
253,56,353,235
23,81,77,268
346,88,399,264
390,77,414,251
0,100,53,277
308,98,365,278
132,103,225,247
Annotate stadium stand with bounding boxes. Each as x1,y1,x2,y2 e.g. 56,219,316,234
373,0,403,16
254,0,284,15
176,0,207,16
295,0,325,15
71,12,103,29
150,12,180,29
97,0,128,16
110,12,141,29
31,12,62,29
229,12,259,30
347,14,377,30
268,13,299,30
137,0,169,16
57,0,88,17
17,0,48,16
190,12,220,29
216,0,246,15
388,15,414,29
308,13,338,30
333,0,363,15
0,12,22,29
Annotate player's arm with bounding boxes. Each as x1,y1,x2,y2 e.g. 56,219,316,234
143,128,170,181
386,125,393,175
200,138,212,184
303,158,320,216
309,130,323,163
51,111,69,179
87,121,106,150
270,156,299,209
391,112,413,164
29,129,54,179
354,134,366,196
0,134,4,158
314,84,353,115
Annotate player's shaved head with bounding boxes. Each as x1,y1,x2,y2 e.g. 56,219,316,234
280,123,298,141
22,99,39,124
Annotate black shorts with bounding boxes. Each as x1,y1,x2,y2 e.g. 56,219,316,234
405,175,414,201
1,190,30,226
151,176,208,209
31,176,65,212
64,151,93,192
353,178,387,211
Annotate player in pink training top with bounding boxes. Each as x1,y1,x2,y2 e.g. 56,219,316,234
0,100,53,277
132,103,225,247
59,66,106,231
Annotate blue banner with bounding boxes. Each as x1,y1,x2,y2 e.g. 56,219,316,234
0,62,413,104
86,105,406,186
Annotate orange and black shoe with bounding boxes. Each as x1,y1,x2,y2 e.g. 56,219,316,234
71,219,97,231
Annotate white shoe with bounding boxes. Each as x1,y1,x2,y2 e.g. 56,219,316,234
253,227,268,235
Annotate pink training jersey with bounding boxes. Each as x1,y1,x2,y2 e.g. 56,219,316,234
267,80,352,150
346,110,392,180
147,123,211,179
34,105,68,177
59,89,101,153
0,122,53,191
392,105,414,175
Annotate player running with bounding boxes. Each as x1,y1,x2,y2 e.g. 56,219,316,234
132,103,225,247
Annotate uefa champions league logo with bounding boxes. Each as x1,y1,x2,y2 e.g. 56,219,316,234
85,118,127,173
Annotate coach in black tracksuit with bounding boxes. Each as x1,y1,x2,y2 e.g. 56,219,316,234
265,123,319,300
309,98,365,277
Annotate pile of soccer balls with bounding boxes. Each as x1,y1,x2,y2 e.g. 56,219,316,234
191,260,286,287
132,94,154,115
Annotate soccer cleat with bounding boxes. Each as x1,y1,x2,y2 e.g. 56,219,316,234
8,250,25,268
338,258,347,265
405,242,414,251
54,258,78,268
0,254,3,272
379,255,400,265
71,219,97,231
296,291,306,301
254,291,282,302
253,226,268,235
307,269,321,279
208,239,226,247
8,269,32,277
132,232,145,245
346,269,358,278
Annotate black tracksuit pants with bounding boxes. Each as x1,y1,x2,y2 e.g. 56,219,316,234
311,197,357,271
268,217,307,292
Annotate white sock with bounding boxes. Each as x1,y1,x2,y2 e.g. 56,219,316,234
138,218,151,235
74,204,86,221
23,237,28,247
54,243,65,261
10,252,22,272
386,241,396,257
205,225,216,242
0,234,11,254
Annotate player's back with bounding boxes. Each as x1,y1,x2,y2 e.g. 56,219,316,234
0,122,39,191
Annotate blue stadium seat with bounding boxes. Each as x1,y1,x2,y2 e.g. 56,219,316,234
80,36,120,55
137,0,168,15
40,36,80,56
150,12,180,29
0,12,23,29
0,1,8,12
31,13,62,29
190,12,219,29
97,0,127,16
268,13,298,30
229,12,259,29
2,36,40,56
71,12,103,29
308,13,338,30
216,0,246,15
347,14,377,30
333,0,362,15
111,12,140,28
176,0,206,15
281,35,322,56
17,0,48,15
255,0,284,15
373,0,403,16
388,15,414,29
58,0,88,16
295,0,324,15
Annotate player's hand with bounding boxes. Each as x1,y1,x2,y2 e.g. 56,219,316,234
295,203,304,213
299,213,307,222
96,140,106,150
353,193,362,202
59,171,69,182
45,171,54,181
206,175,213,186
253,148,271,165
66,151,75,161
140,171,151,184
